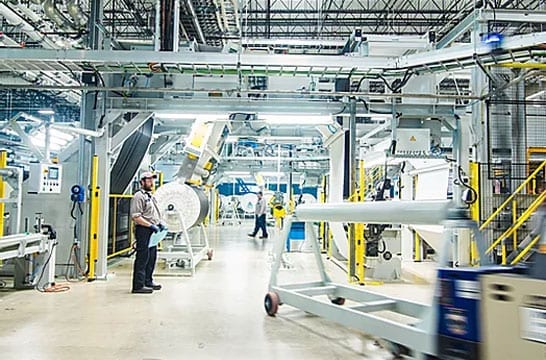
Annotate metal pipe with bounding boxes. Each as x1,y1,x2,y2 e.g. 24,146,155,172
44,120,51,161
0,3,58,49
0,32,21,48
154,0,161,51
50,124,104,137
0,84,482,101
294,200,452,224
185,0,206,43
173,0,180,52
0,151,6,238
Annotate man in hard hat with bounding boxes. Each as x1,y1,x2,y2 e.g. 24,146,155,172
248,191,268,239
130,172,165,294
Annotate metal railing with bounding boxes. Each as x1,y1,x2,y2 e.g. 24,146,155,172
107,194,134,259
479,160,546,264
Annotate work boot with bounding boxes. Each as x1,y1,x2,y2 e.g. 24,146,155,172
145,283,162,291
131,287,153,294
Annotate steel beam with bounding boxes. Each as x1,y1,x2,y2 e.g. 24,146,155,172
106,97,464,117
8,116,45,162
0,30,544,77
398,31,546,70
0,48,392,73
437,9,546,49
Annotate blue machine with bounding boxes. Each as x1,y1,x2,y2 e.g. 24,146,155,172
436,266,519,359
70,184,85,203
286,221,305,252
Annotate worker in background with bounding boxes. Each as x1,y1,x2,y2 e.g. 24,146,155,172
130,172,165,294
248,191,268,239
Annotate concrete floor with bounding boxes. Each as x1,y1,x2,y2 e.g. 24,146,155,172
0,223,433,360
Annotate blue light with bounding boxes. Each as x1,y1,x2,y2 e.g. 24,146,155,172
482,32,504,49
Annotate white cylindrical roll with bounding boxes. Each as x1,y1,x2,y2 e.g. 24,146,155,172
294,200,452,225
154,182,209,231
301,193,317,204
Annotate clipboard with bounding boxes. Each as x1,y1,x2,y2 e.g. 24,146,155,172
149,229,168,248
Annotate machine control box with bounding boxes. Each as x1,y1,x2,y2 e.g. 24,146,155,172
28,163,62,194
436,266,520,360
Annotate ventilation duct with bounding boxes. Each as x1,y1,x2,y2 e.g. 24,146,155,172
43,0,75,31
66,0,87,29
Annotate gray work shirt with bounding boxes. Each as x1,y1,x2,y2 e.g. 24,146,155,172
130,189,161,225
255,197,267,216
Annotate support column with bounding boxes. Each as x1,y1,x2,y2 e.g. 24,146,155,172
157,0,179,51
89,0,104,50
512,76,527,165
326,133,348,260
454,116,472,266
95,123,112,279
344,98,357,281
471,22,488,163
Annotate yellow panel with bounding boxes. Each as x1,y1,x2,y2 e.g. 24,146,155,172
88,155,100,280
190,123,210,148
0,151,6,238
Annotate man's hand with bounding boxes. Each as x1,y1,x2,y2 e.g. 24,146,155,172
150,224,160,233
158,223,167,232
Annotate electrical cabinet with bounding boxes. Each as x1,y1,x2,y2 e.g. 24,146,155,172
481,274,546,360
28,163,62,194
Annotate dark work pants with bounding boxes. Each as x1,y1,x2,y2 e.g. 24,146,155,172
132,225,157,290
251,214,268,237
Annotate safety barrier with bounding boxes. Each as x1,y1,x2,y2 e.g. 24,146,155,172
107,194,134,259
479,160,546,264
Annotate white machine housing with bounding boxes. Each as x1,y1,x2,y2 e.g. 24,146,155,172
28,163,63,194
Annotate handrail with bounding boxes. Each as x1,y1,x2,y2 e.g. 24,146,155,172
109,194,133,198
486,190,546,254
510,235,541,265
480,160,546,230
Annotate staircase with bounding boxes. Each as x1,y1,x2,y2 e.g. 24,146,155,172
480,160,546,265
364,166,385,198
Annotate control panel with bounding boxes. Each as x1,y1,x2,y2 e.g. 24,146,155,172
29,163,63,194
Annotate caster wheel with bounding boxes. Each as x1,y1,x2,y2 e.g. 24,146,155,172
331,297,345,305
385,342,408,359
207,249,214,261
264,292,280,316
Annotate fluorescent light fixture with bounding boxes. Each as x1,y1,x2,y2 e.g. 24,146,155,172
259,171,285,177
154,113,223,121
30,136,63,151
262,115,332,125
32,134,68,147
29,127,76,152
354,113,392,119
49,128,75,142
224,171,251,176
38,109,55,115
